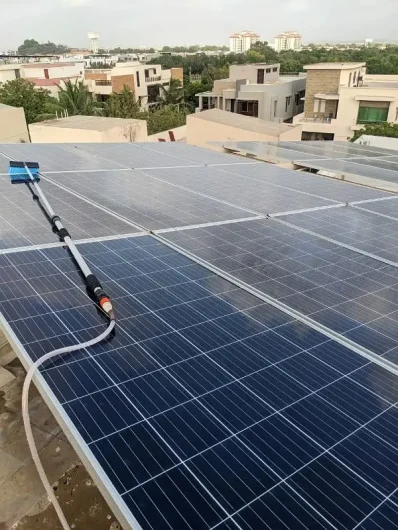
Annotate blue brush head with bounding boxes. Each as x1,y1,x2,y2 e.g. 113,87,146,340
9,162,40,183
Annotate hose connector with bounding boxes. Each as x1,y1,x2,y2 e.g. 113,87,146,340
86,274,115,320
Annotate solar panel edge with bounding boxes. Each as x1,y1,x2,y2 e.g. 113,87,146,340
154,232,398,379
0,312,145,530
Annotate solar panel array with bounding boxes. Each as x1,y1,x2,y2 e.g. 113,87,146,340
223,140,398,188
1,142,398,530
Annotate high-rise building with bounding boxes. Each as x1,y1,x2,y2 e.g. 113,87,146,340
274,32,302,52
229,31,260,53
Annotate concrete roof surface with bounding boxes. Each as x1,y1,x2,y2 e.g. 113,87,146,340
190,109,294,136
30,115,145,131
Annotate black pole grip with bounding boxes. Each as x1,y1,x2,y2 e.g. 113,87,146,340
86,274,102,295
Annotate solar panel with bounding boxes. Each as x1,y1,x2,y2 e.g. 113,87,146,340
73,142,255,168
160,217,398,356
1,234,398,530
282,207,398,262
218,161,391,203
140,166,337,216
44,170,254,229
224,140,398,161
356,197,398,220
295,158,398,185
0,175,140,250
0,144,126,172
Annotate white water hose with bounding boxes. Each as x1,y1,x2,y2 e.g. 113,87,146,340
22,319,116,530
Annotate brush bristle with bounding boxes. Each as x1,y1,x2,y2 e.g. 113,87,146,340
8,162,40,183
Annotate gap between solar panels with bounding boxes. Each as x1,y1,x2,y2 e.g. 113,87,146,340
153,231,398,378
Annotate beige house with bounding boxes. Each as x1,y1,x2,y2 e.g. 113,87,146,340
85,63,183,107
293,62,398,140
187,108,302,150
29,116,147,143
196,64,306,123
0,104,30,143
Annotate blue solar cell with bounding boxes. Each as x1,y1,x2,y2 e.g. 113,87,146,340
1,234,397,529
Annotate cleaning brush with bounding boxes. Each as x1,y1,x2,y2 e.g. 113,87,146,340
9,161,40,183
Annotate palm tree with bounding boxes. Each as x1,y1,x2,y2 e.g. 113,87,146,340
157,78,184,107
38,79,103,120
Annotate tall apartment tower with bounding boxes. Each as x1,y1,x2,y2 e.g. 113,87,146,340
229,31,260,53
274,32,302,52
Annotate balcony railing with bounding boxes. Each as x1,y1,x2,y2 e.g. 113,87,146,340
95,80,112,86
299,116,334,123
145,75,162,82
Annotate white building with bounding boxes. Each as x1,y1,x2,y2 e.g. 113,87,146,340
85,63,183,108
274,32,302,52
229,31,260,53
196,63,306,123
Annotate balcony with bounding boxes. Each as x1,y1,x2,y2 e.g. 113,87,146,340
145,75,162,83
95,80,112,86
293,113,335,125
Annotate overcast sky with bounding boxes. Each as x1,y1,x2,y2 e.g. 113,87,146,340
0,0,396,49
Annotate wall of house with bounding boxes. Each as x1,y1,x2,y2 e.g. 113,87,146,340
0,65,20,83
29,121,147,143
0,105,30,143
229,64,279,84
23,64,82,80
170,68,184,85
237,77,306,122
186,114,301,150
111,74,136,94
304,69,342,118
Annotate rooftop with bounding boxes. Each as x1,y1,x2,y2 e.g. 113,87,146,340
191,108,294,136
23,62,77,69
31,115,145,131
304,62,366,70
31,77,79,86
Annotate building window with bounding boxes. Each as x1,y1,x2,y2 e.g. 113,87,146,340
274,100,278,117
272,67,278,72
285,96,291,112
15,69,20,79
257,69,264,83
237,100,258,117
353,71,357,85
348,73,352,87
357,106,389,124
136,71,140,87
266,68,271,73
319,100,326,113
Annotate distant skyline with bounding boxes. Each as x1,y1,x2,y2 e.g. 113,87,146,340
0,0,396,50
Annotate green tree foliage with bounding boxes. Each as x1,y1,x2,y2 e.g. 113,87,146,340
18,39,69,55
104,86,142,118
158,78,184,106
0,78,52,123
41,80,103,119
146,106,189,135
246,50,265,63
351,122,398,142
184,81,208,110
108,47,155,54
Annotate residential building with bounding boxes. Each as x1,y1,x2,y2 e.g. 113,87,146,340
0,64,22,84
85,62,183,107
274,32,302,52
229,31,260,53
196,63,306,123
22,62,84,95
187,109,301,150
0,103,30,143
292,62,398,140
29,116,147,143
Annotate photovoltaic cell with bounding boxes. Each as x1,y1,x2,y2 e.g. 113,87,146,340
72,142,254,168
160,217,398,357
0,175,139,250
281,207,398,262
356,197,398,219
141,166,336,215
0,144,125,172
45,170,254,229
1,234,397,529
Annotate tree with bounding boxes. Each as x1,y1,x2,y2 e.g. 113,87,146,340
0,78,52,123
246,50,265,63
104,86,143,118
18,39,69,55
158,78,184,106
184,81,207,110
41,80,103,119
351,122,398,142
147,106,189,135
